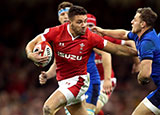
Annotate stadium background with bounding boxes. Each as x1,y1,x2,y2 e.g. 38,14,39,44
0,0,160,114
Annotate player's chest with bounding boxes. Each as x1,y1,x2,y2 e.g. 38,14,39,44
54,36,91,55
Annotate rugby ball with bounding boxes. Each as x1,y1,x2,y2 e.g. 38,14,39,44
33,41,52,67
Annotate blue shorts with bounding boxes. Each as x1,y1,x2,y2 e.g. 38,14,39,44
85,83,100,105
147,88,160,109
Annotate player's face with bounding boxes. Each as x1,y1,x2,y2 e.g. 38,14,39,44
70,15,87,36
87,24,94,29
59,11,69,24
131,13,143,34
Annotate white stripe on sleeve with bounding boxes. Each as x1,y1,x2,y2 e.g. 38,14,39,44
40,28,50,41
40,34,46,41
121,40,125,45
104,40,108,47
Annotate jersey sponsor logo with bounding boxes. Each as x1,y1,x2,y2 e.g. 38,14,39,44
57,51,82,60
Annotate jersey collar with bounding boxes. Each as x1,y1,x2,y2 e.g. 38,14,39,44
139,28,153,40
67,24,79,41
67,24,88,40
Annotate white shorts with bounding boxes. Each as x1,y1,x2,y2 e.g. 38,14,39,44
142,97,160,115
58,73,90,106
98,78,117,106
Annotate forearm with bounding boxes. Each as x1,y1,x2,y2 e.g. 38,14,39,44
116,42,138,56
123,40,139,59
25,35,42,58
102,40,137,57
105,43,137,57
101,29,129,40
46,60,57,79
102,53,112,81
25,41,36,59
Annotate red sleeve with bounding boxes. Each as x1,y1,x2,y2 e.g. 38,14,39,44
90,32,105,49
103,36,122,45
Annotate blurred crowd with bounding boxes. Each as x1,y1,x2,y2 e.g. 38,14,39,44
0,0,159,115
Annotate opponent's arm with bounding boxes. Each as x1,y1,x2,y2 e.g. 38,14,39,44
137,59,152,85
91,26,129,40
102,40,138,57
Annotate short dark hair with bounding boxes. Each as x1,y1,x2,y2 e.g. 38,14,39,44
68,5,87,20
58,1,73,11
136,7,157,27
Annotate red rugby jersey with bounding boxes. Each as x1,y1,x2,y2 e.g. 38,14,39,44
42,23,105,81
95,36,123,80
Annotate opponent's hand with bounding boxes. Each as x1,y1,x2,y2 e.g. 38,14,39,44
102,79,112,95
138,76,150,85
91,26,104,35
28,50,49,64
39,71,48,85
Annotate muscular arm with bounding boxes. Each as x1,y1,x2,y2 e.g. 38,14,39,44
102,41,138,57
25,35,48,63
46,58,57,79
39,58,57,85
138,59,152,85
123,40,140,73
25,34,42,57
92,26,130,40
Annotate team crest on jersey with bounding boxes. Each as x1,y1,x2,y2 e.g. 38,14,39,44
80,43,85,50
79,43,85,53
59,42,64,46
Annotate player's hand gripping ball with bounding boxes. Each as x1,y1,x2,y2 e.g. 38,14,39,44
33,41,52,67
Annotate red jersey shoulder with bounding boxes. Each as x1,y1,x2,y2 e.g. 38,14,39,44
103,36,122,44
43,23,68,41
87,29,104,48
85,29,103,42
48,23,67,35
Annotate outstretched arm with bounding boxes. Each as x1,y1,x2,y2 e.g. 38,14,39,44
102,40,138,57
137,59,152,85
91,26,130,40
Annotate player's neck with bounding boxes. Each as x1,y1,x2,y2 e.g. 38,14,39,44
69,25,79,38
138,26,151,38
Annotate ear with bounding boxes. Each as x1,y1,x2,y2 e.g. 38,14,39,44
140,21,146,28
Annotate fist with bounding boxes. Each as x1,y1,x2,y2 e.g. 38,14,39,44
39,71,48,85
